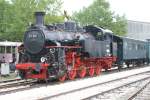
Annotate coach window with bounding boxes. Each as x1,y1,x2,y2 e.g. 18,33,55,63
0,46,5,53
132,43,136,50
135,44,138,50
0,47,1,53
128,43,132,50
137,44,140,50
6,46,11,53
143,45,146,50
137,44,142,50
141,45,144,50
96,31,103,40
12,46,16,53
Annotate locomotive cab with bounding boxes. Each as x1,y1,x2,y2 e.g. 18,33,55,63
83,25,113,57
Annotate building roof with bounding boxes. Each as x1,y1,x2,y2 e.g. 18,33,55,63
0,41,22,46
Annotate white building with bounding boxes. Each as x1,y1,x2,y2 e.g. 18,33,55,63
126,20,150,40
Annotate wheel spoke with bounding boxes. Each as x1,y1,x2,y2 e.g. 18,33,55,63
95,66,102,75
59,74,67,82
78,67,86,78
68,69,76,80
89,67,94,76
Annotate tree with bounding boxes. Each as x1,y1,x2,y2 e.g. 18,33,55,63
0,0,13,40
0,0,64,41
73,0,127,36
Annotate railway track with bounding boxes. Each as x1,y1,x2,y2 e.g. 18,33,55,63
0,79,28,89
0,66,148,100
0,79,36,95
40,71,150,100
0,66,149,100
127,80,150,100
84,74,150,100
0,78,21,84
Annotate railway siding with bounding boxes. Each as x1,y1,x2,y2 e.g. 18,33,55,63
0,66,150,100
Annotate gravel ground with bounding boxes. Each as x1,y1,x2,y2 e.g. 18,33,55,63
0,72,18,82
0,66,150,100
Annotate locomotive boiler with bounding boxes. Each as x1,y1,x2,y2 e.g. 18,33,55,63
16,12,116,81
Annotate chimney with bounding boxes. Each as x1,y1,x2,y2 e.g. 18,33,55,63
35,12,45,26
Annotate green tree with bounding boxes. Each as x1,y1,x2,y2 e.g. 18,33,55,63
0,0,13,40
73,0,127,36
0,0,64,41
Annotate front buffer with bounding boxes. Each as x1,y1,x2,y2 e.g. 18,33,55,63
16,63,49,80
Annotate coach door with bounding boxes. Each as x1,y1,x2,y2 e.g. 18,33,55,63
112,42,117,57
117,40,123,62
112,36,123,62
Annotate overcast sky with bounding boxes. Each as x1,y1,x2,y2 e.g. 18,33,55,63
62,0,150,22
62,0,93,14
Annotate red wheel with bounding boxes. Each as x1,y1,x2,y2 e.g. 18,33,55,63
95,66,102,75
59,74,67,82
88,67,95,76
68,69,76,80
78,67,86,78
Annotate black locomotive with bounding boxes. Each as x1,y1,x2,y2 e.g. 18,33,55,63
16,12,150,81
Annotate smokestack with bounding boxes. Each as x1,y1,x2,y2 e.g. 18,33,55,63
35,12,45,26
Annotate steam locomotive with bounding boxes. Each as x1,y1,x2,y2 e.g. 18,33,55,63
16,12,150,81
